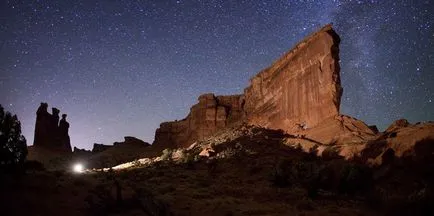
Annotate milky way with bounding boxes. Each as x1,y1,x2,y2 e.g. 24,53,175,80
1,0,433,149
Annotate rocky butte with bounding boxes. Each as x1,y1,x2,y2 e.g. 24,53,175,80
153,24,364,149
33,102,72,152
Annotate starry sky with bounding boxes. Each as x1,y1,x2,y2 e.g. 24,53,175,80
1,0,433,149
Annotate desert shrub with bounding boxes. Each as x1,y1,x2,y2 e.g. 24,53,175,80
296,198,316,211
24,160,45,171
405,186,434,215
321,147,342,160
294,143,303,151
181,152,196,169
132,159,142,167
86,183,114,214
0,104,28,171
303,145,319,161
270,159,292,188
249,162,262,175
291,160,318,180
217,147,237,159
338,163,372,195
206,158,217,175
365,186,388,209
160,148,173,161
53,170,65,178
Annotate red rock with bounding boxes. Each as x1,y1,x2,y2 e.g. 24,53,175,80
362,121,434,165
243,24,342,131
153,24,343,148
384,119,410,133
153,93,244,148
303,115,377,145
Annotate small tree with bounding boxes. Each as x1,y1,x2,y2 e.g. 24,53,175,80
0,104,28,169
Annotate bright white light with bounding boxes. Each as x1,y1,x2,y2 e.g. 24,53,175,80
73,163,84,173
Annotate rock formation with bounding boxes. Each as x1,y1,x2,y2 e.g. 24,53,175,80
86,136,151,168
58,114,71,151
92,143,113,153
243,24,342,131
153,94,244,148
73,147,92,158
114,136,151,147
153,24,344,149
361,121,434,165
384,119,410,134
33,103,72,152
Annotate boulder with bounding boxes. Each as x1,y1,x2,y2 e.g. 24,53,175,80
361,122,434,165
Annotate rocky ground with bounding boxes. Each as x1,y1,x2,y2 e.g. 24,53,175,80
2,121,434,216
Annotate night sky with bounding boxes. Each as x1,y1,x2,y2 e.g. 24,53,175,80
1,0,433,149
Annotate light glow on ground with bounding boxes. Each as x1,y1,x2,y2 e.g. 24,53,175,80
73,163,84,173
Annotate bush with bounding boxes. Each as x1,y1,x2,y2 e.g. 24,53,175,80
270,159,292,188
160,148,173,161
0,104,28,170
338,164,372,195
132,159,141,167
181,152,196,169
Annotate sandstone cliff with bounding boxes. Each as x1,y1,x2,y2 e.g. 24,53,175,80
153,94,244,148
243,24,342,131
153,24,343,148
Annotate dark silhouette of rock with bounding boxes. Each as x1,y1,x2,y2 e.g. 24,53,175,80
33,103,72,152
59,114,71,152
73,146,92,157
368,125,379,134
114,136,150,147
51,108,60,145
92,143,113,153
34,103,50,147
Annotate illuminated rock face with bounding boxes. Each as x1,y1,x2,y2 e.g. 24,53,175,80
153,24,343,148
153,94,244,148
243,24,342,131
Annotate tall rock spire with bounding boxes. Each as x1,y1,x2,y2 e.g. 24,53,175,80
33,103,72,152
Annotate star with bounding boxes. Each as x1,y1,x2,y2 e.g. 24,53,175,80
0,0,432,149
